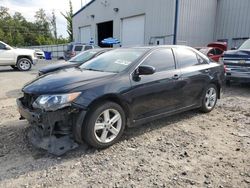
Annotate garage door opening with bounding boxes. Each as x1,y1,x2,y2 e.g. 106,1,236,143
97,21,113,47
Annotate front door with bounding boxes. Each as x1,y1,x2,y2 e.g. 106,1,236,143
129,48,182,120
0,42,15,65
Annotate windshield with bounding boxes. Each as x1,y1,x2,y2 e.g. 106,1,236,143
239,39,250,50
69,50,98,63
80,49,147,73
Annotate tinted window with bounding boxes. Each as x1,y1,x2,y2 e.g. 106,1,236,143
175,48,199,68
74,45,83,51
0,42,6,49
142,49,175,72
84,46,93,50
80,49,147,73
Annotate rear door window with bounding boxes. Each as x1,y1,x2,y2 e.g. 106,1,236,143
141,49,176,72
175,48,199,68
74,45,83,51
84,46,93,50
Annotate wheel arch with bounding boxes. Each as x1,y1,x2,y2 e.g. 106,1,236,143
16,55,32,64
210,80,221,99
86,94,132,126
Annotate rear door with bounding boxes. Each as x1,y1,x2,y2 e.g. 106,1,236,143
173,48,211,107
129,48,182,120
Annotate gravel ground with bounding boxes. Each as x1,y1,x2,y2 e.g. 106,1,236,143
0,60,249,188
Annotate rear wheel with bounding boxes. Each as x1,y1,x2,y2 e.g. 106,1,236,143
82,102,126,149
17,58,32,71
200,84,218,113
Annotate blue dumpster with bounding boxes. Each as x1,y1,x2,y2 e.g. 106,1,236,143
44,51,52,60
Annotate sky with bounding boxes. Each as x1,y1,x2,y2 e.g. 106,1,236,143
0,0,92,38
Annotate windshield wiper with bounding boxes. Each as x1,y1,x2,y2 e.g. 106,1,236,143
83,68,104,72
69,61,81,63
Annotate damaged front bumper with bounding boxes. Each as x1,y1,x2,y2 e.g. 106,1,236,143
17,98,86,156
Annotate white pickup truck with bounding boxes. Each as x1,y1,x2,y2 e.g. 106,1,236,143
0,41,37,71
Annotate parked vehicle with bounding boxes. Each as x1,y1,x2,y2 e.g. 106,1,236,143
34,49,45,59
0,41,37,71
222,39,250,85
38,49,111,76
196,42,227,62
64,43,99,60
17,46,225,155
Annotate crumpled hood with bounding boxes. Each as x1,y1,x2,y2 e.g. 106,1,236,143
39,62,77,74
223,49,250,59
23,68,116,95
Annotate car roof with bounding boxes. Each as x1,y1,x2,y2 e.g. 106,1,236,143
119,45,197,51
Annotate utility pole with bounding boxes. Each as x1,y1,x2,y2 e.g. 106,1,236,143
173,0,179,45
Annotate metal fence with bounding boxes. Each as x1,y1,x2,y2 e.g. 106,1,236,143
25,44,68,59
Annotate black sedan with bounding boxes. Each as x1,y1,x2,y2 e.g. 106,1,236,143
17,46,225,155
38,48,110,76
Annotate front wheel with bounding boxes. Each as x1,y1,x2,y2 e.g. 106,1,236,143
82,102,126,149
17,58,32,71
200,84,218,113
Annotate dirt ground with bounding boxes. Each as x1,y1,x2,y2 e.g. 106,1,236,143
0,60,249,188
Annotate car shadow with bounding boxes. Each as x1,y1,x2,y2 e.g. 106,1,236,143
0,69,19,73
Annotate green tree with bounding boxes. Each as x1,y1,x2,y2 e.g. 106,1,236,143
61,0,73,42
0,6,68,46
50,10,58,44
35,9,52,38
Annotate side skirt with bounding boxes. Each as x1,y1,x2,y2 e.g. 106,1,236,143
130,104,200,127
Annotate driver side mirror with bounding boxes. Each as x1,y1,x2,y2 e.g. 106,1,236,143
135,65,155,76
231,47,237,50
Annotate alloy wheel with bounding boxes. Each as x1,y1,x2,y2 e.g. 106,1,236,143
19,60,31,71
94,109,122,143
205,87,217,110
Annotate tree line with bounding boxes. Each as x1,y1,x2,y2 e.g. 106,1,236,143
0,1,73,47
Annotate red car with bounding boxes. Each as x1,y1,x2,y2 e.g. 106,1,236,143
196,42,227,62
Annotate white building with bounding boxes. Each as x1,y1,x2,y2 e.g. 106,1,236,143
72,0,250,48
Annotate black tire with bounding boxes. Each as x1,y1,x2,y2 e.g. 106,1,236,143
10,65,18,70
17,58,32,71
82,101,126,149
200,84,218,113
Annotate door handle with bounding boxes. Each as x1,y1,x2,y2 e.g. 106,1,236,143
172,74,180,80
